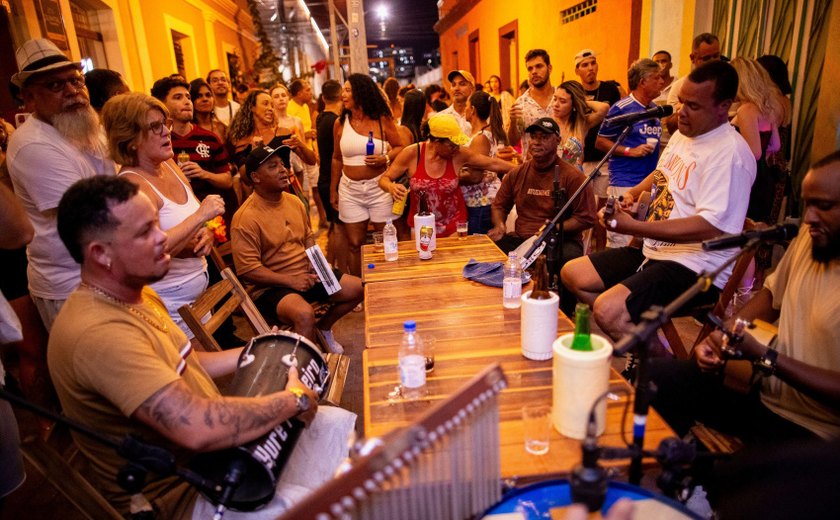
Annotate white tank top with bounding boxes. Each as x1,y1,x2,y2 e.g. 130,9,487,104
340,117,388,166
119,162,207,291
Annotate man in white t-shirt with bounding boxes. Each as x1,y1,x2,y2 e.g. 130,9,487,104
440,70,475,136
207,69,241,126
561,60,755,345
648,151,840,446
7,38,115,330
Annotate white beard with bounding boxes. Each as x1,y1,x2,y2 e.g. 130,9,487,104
52,103,108,157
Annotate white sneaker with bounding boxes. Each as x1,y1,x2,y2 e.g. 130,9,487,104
319,329,345,354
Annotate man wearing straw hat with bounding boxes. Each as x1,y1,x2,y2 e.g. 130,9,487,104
6,38,115,330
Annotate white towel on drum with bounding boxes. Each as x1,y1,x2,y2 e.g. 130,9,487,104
191,406,357,518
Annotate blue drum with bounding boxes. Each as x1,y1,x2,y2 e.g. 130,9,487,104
482,479,701,519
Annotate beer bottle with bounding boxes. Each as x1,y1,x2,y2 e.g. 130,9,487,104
418,189,430,215
528,256,552,300
570,303,593,351
366,131,375,155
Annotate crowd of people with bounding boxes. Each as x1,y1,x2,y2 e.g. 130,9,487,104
0,28,837,519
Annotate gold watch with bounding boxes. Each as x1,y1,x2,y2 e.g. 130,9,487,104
288,387,311,414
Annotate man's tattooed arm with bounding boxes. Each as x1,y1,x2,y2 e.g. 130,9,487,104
132,379,298,451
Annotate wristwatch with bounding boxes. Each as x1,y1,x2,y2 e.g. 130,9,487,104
754,346,779,376
288,387,311,415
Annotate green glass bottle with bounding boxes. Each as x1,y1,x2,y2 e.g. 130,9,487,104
571,303,593,351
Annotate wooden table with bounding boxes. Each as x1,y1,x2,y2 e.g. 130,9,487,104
361,234,507,284
364,345,674,478
361,235,676,480
364,273,548,349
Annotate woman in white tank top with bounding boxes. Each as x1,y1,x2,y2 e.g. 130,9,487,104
330,74,405,276
101,93,225,337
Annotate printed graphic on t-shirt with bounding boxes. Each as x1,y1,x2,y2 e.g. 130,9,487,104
648,170,672,222
646,170,675,250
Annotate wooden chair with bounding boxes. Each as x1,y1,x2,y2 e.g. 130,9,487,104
178,268,349,406
660,241,758,360
20,430,123,520
209,241,233,274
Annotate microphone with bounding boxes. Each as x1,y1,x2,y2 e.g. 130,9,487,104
570,410,608,511
702,223,799,251
603,105,673,127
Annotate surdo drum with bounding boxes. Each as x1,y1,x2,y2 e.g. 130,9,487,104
190,331,329,511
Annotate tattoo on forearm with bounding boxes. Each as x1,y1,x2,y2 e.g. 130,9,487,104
138,381,295,448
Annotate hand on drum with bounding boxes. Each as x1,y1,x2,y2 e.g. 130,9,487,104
285,366,319,426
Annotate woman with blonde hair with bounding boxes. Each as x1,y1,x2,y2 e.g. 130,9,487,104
101,93,225,336
730,57,789,223
551,80,609,167
269,83,307,143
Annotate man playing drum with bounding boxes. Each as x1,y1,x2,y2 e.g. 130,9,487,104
48,175,356,518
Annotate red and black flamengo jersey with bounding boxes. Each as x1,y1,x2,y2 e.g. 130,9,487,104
171,124,238,226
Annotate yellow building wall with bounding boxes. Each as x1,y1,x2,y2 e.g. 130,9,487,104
438,0,637,93
811,0,840,162
10,0,257,94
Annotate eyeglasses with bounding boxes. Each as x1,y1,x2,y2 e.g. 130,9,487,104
30,75,85,93
147,118,173,136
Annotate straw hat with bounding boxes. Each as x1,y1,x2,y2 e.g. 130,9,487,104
12,39,80,88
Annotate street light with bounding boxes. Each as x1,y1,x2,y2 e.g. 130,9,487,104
376,4,388,20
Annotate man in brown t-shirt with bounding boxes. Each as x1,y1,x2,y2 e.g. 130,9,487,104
490,117,596,315
490,117,596,255
48,176,357,517
231,145,362,353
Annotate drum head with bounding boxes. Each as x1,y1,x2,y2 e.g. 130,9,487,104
228,331,328,399
482,479,701,519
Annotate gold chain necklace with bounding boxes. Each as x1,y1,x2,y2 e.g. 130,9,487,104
80,282,169,333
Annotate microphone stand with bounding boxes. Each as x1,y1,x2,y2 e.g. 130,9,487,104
544,165,566,291
0,386,238,514
612,238,761,485
523,125,633,265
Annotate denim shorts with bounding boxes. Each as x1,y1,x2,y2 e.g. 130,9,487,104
338,174,394,224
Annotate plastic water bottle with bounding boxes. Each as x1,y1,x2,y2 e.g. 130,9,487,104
399,320,426,399
383,219,399,261
503,252,522,309
366,131,375,155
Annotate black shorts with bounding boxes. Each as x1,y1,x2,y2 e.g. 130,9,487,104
254,267,343,319
589,247,719,323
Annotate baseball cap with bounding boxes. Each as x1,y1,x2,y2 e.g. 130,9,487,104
574,49,598,68
447,69,476,87
245,144,292,176
428,114,470,146
524,117,560,136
